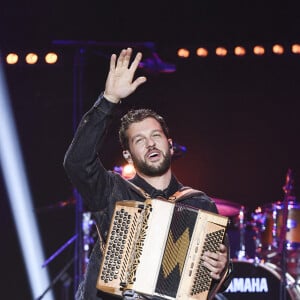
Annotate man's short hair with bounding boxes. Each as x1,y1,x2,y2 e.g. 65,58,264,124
119,109,170,150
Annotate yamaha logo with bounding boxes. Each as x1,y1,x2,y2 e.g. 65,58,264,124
226,277,268,293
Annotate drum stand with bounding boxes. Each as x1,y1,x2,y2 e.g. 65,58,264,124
279,168,294,300
280,241,288,300
237,206,247,260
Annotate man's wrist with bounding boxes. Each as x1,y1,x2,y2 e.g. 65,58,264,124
103,91,121,104
93,92,117,114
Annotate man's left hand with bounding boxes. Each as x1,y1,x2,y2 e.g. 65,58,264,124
202,244,228,280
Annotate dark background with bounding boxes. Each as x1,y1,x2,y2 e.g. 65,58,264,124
1,1,300,299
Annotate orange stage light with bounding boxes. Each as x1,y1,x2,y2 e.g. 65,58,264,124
196,47,208,57
253,46,265,55
6,53,19,64
25,53,38,64
216,47,227,56
177,48,190,58
234,46,246,56
45,52,58,64
122,164,136,179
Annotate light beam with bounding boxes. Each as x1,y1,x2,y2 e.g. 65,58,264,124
0,57,54,299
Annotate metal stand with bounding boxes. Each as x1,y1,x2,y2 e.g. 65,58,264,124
237,206,247,260
36,258,74,300
279,168,294,300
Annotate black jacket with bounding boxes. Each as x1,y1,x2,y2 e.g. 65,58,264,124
64,94,232,300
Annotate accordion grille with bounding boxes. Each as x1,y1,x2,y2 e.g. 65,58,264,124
99,208,133,284
155,205,198,297
191,229,225,295
98,202,151,294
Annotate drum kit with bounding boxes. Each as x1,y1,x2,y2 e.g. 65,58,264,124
213,169,300,299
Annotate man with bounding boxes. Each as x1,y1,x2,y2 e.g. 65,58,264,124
64,48,232,300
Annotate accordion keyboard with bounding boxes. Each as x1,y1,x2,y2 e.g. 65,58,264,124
192,229,226,294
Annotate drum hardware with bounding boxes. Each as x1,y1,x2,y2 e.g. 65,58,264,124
251,205,278,260
213,198,258,259
37,235,77,299
237,206,247,260
219,259,300,300
248,169,300,300
279,168,295,300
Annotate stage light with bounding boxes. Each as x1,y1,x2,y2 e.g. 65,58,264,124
113,164,136,179
272,44,284,55
291,44,300,54
253,46,265,56
234,46,246,56
6,53,19,64
25,52,38,64
122,164,136,179
0,61,53,299
177,48,190,58
216,47,227,56
45,52,58,64
196,47,208,57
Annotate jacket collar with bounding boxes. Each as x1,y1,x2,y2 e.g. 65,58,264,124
129,173,182,199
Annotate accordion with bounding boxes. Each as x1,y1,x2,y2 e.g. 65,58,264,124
97,199,228,300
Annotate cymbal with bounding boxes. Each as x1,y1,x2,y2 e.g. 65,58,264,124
212,197,242,217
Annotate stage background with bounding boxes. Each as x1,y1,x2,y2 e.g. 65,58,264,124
1,1,300,299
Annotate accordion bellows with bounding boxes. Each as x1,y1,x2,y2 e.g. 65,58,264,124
97,199,228,300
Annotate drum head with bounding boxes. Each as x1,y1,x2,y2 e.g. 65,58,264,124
218,260,299,300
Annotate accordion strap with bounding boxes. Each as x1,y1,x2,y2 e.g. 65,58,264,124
126,176,204,203
168,186,204,203
126,178,152,199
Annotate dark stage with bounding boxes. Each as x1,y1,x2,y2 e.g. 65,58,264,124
1,1,300,299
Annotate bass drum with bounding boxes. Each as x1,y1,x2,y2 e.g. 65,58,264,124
216,259,300,300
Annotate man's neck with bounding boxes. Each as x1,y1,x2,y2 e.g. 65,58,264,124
136,169,172,191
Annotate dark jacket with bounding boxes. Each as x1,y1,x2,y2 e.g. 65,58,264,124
64,94,232,300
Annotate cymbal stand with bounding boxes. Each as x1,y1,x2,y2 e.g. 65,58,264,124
37,235,77,299
237,206,247,260
251,209,263,262
36,257,74,300
279,168,294,300
42,234,77,268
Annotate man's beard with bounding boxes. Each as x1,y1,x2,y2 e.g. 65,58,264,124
132,150,172,177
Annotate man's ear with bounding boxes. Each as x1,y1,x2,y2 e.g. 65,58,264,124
123,150,132,162
168,139,174,155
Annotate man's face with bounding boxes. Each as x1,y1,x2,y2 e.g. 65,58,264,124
126,117,173,177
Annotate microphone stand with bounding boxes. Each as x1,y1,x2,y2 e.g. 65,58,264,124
35,235,78,299
279,168,294,300
42,234,77,267
36,257,74,300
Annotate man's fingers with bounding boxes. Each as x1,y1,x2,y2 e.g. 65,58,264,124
116,48,128,68
129,52,143,71
219,244,227,253
132,76,147,91
109,54,117,71
202,248,227,280
122,48,132,67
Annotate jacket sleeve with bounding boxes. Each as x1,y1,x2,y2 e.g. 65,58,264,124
63,93,118,211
